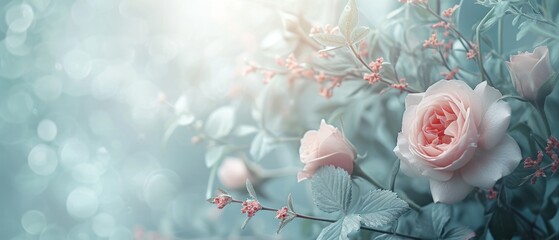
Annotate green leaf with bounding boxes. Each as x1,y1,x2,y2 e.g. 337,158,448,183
350,26,370,44
317,215,361,240
431,203,451,237
338,0,358,39
312,33,347,47
443,226,476,240
241,217,251,230
246,179,257,200
205,164,218,199
288,193,295,211
205,145,226,168
233,125,258,137
311,166,352,213
380,62,397,82
205,106,235,139
249,132,276,161
489,207,517,239
358,189,409,228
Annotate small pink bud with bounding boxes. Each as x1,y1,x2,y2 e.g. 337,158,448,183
241,199,262,217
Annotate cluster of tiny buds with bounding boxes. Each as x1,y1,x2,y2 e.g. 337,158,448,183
391,78,409,91
275,207,289,221
524,136,559,184
442,5,460,18
358,41,368,58
241,199,262,217
423,32,443,48
441,67,459,80
363,57,384,84
486,187,498,200
210,194,233,209
466,44,478,60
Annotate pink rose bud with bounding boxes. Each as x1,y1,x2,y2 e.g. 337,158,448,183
218,157,251,189
506,46,553,101
297,120,356,182
394,80,521,203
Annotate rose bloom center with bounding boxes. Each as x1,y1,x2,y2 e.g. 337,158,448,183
417,101,460,157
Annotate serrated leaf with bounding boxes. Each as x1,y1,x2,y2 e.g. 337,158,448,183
350,26,370,44
443,226,476,240
317,215,361,240
311,166,352,213
431,203,451,237
358,189,409,228
338,0,358,39
205,145,226,167
249,132,276,161
312,33,347,47
246,179,257,200
205,106,235,139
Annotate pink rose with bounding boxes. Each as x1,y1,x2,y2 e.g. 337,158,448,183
394,80,521,203
298,120,356,182
218,157,251,189
506,46,553,101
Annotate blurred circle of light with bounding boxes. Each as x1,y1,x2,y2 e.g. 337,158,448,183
66,187,99,219
5,29,27,48
60,138,90,168
2,88,34,123
33,75,63,102
148,36,179,64
13,166,48,195
143,169,180,210
28,144,58,176
109,226,133,240
21,210,46,235
88,110,115,137
71,163,100,184
62,49,92,80
5,3,34,33
39,225,66,240
92,213,115,238
37,119,57,142
91,66,124,100
67,223,96,240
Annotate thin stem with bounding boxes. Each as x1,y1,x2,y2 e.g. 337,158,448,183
389,159,400,192
509,5,558,28
229,199,426,240
347,44,419,93
476,7,495,86
498,18,504,84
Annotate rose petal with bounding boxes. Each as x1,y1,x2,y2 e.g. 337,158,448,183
317,119,336,142
478,100,511,149
429,173,473,203
299,130,319,163
405,93,424,107
460,135,521,189
395,133,453,181
473,81,503,112
297,171,313,182
302,152,354,177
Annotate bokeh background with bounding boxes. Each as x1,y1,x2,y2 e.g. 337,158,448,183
0,0,520,239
